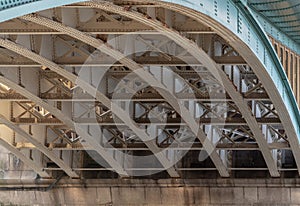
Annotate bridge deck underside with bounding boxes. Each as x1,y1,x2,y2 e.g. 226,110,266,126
0,0,298,179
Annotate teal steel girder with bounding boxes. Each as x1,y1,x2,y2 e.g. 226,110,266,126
251,8,300,55
0,0,299,142
248,0,300,45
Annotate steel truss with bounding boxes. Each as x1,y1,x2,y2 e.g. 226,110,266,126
0,1,297,178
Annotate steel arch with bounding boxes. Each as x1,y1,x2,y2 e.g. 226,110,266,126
20,13,229,177
0,38,180,178
80,0,280,177
0,60,127,177
0,0,297,144
0,0,298,176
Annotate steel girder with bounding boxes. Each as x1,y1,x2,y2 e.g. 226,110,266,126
0,109,77,177
122,0,300,175
0,0,297,178
248,0,300,44
0,1,297,133
128,0,300,125
52,0,279,176
0,0,297,143
0,38,180,178
21,13,230,177
0,56,128,177
17,4,279,176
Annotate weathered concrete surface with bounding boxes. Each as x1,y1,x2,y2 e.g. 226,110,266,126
0,179,300,205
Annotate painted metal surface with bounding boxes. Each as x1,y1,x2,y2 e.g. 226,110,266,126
0,0,78,22
251,8,300,55
0,0,298,55
249,0,300,45
0,0,299,162
157,0,300,140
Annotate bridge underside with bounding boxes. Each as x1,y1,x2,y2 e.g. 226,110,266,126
0,0,298,185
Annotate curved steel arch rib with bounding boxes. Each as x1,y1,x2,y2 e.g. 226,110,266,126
31,0,278,176
137,0,300,174
0,39,179,178
0,0,296,176
0,99,77,177
0,126,50,178
0,0,298,143
86,0,282,176
21,13,229,177
0,73,127,177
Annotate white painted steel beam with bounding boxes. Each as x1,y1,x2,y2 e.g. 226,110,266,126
125,0,300,177
142,0,300,176
0,73,127,177
82,1,280,177
21,13,229,177
0,38,179,178
0,112,77,178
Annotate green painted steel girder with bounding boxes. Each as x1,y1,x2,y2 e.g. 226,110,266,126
248,0,300,44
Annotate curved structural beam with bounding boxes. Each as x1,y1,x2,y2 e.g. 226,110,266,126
0,0,298,148
80,0,280,177
21,13,229,177
0,0,297,176
249,6,300,49
138,0,300,174
0,73,127,177
0,106,77,178
0,131,50,178
1,0,299,54
0,39,178,178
